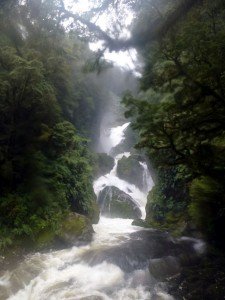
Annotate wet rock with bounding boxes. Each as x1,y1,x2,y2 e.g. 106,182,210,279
132,218,149,227
110,124,137,156
117,155,144,190
149,256,181,280
98,186,142,219
57,213,94,246
80,296,103,300
167,255,225,300
81,230,196,273
152,293,174,300
88,198,100,224
70,194,100,225
34,213,94,250
93,152,114,178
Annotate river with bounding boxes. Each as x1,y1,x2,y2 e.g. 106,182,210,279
0,113,204,300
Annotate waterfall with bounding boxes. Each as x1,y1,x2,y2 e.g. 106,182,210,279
94,120,153,219
93,154,148,218
109,122,130,150
139,161,154,194
0,118,204,300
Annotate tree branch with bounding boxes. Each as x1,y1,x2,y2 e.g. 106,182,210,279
58,0,202,51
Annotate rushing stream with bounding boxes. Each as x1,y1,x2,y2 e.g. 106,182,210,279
0,115,204,300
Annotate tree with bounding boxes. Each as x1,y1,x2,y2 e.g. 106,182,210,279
123,0,225,247
0,0,103,250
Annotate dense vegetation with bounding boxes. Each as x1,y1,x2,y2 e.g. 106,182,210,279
1,0,225,257
124,0,225,248
0,0,109,250
1,1,224,297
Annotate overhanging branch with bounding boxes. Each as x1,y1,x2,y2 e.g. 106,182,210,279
59,0,202,51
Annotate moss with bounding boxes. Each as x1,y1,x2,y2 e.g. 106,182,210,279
110,199,135,219
92,153,114,178
168,254,225,300
61,213,87,234
189,176,225,245
87,199,100,224
132,219,150,228
58,213,94,245
117,155,143,190
190,176,222,205
35,229,55,249
144,208,188,237
29,213,93,250
98,186,142,219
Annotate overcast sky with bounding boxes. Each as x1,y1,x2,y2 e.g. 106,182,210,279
64,0,138,71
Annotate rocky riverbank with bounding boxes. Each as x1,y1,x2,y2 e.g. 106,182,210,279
0,212,96,275
167,251,225,300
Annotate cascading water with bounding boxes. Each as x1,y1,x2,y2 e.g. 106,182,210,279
139,162,154,194
93,152,148,217
0,116,204,300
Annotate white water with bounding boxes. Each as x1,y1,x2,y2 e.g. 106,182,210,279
1,218,173,300
0,216,203,300
93,152,148,218
0,122,171,300
99,119,130,154
109,122,130,149
139,162,154,194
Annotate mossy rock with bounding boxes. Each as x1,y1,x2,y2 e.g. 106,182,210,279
168,255,225,300
189,176,224,241
70,190,100,225
144,214,188,237
149,256,181,280
109,199,136,219
35,229,56,249
87,199,100,224
93,153,114,178
132,219,150,228
117,155,144,190
110,125,137,156
98,186,142,219
58,213,94,246
34,213,94,249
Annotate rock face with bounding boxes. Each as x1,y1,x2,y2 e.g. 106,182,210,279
93,153,114,178
80,230,197,273
70,193,100,225
167,254,225,300
58,213,94,246
87,199,100,224
36,213,94,249
98,186,142,219
110,126,137,156
149,256,181,280
117,155,144,190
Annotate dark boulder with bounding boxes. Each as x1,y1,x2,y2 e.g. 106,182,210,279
117,155,144,190
57,213,94,246
93,153,114,178
149,256,181,280
98,186,142,219
36,213,95,249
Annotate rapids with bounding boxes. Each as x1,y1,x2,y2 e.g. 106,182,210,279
0,218,175,300
0,119,204,300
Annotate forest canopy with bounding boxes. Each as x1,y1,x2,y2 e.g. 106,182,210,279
1,0,225,252
123,0,225,248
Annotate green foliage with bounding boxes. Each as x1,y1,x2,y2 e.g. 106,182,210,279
0,1,103,251
124,0,225,246
92,152,114,178
189,176,225,244
146,166,190,223
117,155,144,190
109,199,135,219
